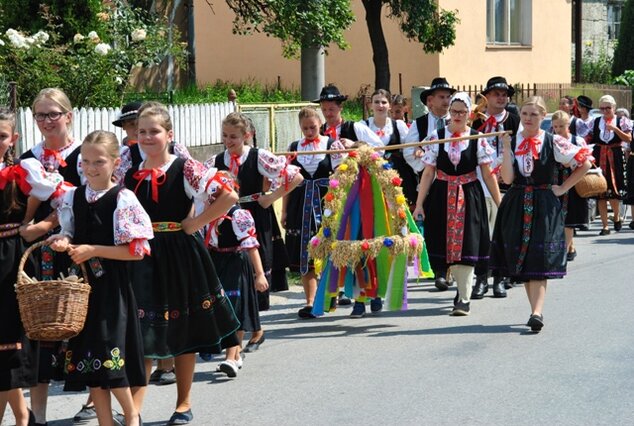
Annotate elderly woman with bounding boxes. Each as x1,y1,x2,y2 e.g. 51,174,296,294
490,96,592,333
413,92,501,316
591,95,632,235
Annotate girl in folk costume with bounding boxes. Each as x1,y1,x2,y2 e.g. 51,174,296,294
0,108,65,426
283,107,344,319
124,103,240,425
358,89,417,209
591,95,632,235
205,112,303,315
413,92,501,316
202,171,267,376
48,131,152,426
19,88,83,426
490,97,592,333
551,110,590,261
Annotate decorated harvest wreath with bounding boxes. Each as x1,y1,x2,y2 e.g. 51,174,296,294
307,144,431,313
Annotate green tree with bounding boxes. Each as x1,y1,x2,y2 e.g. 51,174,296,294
612,0,634,77
361,0,458,91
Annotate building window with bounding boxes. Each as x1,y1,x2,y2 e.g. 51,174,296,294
608,2,623,40
486,0,532,46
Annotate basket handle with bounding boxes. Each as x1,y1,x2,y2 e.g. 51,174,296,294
17,240,89,285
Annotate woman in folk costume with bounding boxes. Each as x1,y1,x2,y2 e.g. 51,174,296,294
490,96,592,333
413,92,501,316
284,107,344,319
591,95,632,235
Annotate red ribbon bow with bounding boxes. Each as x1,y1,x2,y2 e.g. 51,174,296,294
516,137,541,160
229,153,241,176
0,165,32,194
132,168,166,203
324,120,342,140
42,148,67,167
476,115,498,133
301,137,320,147
376,129,385,137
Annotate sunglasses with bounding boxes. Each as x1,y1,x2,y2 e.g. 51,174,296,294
34,111,67,122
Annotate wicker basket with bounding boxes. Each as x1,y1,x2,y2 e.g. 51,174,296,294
575,168,608,198
15,241,91,341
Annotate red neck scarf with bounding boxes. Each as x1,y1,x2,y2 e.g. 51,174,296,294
42,148,67,167
301,137,320,147
132,168,166,203
229,153,241,176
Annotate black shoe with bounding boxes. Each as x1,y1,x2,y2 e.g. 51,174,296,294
566,250,577,262
453,291,459,307
337,291,352,306
435,277,449,291
168,409,193,425
149,368,165,383
492,278,507,298
578,224,589,231
471,277,489,299
298,305,316,319
629,221,634,230
243,335,265,352
599,228,610,236
450,300,470,316
74,404,97,422
527,314,544,332
614,220,623,231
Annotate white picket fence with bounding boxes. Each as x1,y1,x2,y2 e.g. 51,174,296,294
16,102,236,154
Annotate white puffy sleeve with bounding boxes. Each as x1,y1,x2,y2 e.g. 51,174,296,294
15,158,65,201
113,145,132,185
476,136,497,165
257,149,300,191
421,130,441,167
403,121,424,172
113,189,153,256
183,158,234,202
553,134,594,169
353,122,384,148
395,119,409,141
232,208,259,250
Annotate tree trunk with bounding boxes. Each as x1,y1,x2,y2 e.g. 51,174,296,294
362,0,390,91
301,46,325,101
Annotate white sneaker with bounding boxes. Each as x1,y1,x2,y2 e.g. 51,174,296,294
218,360,238,378
235,356,243,369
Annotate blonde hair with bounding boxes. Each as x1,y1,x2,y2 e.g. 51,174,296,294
0,108,19,213
222,112,251,135
521,96,547,115
32,88,73,127
599,95,617,107
551,110,570,124
138,101,173,131
0,107,16,133
298,107,322,124
82,130,120,160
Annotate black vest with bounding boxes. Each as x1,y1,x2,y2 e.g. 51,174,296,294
320,121,358,141
511,133,559,186
72,185,120,245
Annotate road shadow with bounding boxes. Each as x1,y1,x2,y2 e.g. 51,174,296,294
370,323,524,337
590,236,634,245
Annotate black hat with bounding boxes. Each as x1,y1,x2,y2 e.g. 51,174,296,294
482,76,515,98
577,95,593,109
112,101,143,127
420,77,456,103
313,85,348,103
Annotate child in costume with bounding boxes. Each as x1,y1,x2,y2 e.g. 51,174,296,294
0,108,65,426
283,107,344,319
124,103,240,425
49,130,152,426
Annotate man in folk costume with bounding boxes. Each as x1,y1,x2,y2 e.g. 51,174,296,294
470,76,521,299
403,77,456,292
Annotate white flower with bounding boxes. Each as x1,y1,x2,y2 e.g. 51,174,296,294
73,33,85,43
7,30,28,49
94,43,111,55
25,37,35,46
88,31,99,41
115,76,123,85
5,29,18,37
131,28,147,42
0,39,4,46
33,31,49,44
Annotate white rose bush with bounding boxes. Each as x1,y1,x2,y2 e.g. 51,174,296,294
0,0,186,107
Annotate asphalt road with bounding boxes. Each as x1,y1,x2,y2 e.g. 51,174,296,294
3,220,634,426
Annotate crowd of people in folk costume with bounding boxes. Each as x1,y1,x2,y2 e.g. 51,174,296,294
0,76,632,425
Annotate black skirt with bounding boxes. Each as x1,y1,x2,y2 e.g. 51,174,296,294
209,250,261,332
63,259,146,391
130,231,240,358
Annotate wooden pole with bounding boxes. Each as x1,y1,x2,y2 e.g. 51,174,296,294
273,130,511,156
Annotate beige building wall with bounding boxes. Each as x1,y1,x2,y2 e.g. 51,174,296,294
193,1,570,97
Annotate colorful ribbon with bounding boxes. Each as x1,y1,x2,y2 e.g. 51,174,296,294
598,143,621,195
0,164,32,194
151,222,182,232
0,223,21,239
436,170,478,263
514,183,551,274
